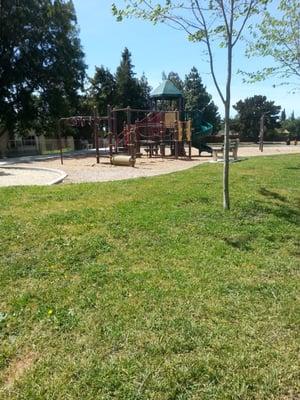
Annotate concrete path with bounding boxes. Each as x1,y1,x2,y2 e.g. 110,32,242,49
0,166,67,187
0,144,299,186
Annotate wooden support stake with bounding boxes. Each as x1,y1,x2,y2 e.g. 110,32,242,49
58,120,63,165
108,105,113,162
174,118,179,159
259,114,264,152
94,107,100,164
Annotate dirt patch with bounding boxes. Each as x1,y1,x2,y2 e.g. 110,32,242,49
280,394,300,400
3,351,38,389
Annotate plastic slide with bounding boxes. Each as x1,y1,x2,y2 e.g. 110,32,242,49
191,121,214,154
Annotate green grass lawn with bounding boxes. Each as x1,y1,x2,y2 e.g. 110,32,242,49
0,154,299,400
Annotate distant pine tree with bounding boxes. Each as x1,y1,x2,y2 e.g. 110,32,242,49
115,48,142,108
184,67,221,132
89,66,116,116
138,73,152,109
167,72,184,91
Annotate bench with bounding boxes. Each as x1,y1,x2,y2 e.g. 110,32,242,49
80,140,93,150
211,140,239,162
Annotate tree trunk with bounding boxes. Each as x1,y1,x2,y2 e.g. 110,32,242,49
223,43,233,210
223,101,230,210
0,127,9,158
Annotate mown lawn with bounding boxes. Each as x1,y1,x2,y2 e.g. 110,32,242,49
0,154,299,400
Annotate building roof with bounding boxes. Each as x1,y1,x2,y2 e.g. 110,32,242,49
150,79,183,99
275,128,290,134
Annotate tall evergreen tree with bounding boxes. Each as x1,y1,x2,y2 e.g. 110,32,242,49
167,72,184,91
115,48,142,108
138,73,152,109
89,66,116,116
0,0,86,137
184,67,220,132
281,109,286,122
39,0,86,132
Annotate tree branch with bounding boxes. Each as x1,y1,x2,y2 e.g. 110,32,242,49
232,0,255,47
194,0,225,104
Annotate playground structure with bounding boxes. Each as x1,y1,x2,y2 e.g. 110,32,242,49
58,80,217,166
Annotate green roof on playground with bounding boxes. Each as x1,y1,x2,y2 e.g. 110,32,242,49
150,79,183,99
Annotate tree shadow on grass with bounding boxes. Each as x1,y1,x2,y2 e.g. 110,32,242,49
258,187,300,225
290,248,300,257
285,166,300,170
271,204,300,225
259,187,287,202
224,235,252,251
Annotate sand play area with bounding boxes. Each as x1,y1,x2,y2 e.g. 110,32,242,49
0,144,299,186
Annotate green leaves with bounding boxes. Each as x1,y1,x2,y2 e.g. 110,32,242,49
112,0,173,24
233,95,281,141
0,0,86,136
111,4,123,21
188,30,206,43
115,48,151,108
245,0,300,86
184,66,221,132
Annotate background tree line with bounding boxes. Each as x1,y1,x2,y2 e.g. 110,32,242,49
0,1,298,142
85,53,222,134
0,0,86,137
82,47,152,117
229,95,300,141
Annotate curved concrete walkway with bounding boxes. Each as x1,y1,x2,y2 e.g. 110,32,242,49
0,166,67,187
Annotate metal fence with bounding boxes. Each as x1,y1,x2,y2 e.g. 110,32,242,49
1,136,109,158
5,138,39,157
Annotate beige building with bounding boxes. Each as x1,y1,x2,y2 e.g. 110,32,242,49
0,131,75,158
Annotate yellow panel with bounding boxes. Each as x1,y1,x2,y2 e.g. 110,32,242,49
186,120,192,141
165,112,176,127
178,121,183,141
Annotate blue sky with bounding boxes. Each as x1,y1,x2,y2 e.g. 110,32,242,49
73,0,299,117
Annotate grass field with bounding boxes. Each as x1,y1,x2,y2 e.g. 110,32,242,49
0,154,299,400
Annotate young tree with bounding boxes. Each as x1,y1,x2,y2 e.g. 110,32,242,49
112,0,269,210
233,95,281,141
244,0,300,88
184,67,220,132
